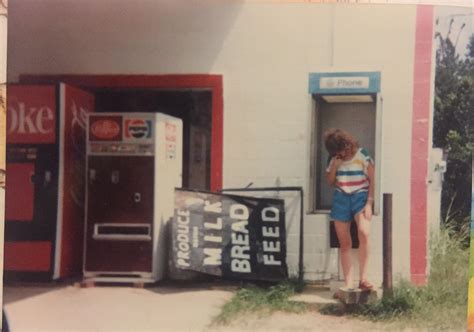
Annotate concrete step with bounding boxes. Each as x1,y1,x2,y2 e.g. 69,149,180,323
289,281,383,306
289,290,339,305
334,287,379,305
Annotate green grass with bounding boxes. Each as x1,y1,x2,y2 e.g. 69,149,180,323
211,280,308,325
469,230,474,278
320,279,419,320
321,224,469,330
212,224,469,329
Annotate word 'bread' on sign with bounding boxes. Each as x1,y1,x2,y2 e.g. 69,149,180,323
230,204,251,273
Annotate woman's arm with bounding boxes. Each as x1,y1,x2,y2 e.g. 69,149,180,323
363,163,375,219
326,157,342,186
366,163,375,203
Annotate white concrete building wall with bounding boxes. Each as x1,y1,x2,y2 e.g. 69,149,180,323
329,5,417,282
8,1,421,283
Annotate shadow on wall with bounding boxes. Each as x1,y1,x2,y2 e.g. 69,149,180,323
7,0,244,80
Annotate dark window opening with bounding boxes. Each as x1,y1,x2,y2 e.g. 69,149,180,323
312,94,377,211
92,89,212,190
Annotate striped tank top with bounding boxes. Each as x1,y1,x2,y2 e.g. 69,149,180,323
326,148,373,194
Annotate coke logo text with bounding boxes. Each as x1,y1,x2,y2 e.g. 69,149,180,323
7,102,54,135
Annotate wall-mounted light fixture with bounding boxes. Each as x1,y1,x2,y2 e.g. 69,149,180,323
321,94,374,103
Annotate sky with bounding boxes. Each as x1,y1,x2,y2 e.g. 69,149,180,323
435,5,473,58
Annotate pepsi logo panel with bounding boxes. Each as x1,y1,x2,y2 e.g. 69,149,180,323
125,118,152,140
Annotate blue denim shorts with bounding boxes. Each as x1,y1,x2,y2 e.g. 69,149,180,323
330,189,368,222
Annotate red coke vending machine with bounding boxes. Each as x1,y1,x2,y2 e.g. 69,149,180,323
84,112,182,283
5,84,94,280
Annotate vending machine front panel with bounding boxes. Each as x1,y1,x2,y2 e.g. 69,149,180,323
5,85,58,237
86,156,154,224
5,162,35,221
85,155,154,273
5,83,94,280
84,113,182,282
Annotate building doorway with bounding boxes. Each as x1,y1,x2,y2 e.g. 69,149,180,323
19,74,224,191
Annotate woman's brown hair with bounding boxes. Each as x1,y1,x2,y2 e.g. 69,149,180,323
323,128,359,156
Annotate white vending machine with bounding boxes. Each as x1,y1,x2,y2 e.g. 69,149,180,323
84,112,182,283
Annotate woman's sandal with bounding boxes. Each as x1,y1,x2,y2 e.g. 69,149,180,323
358,280,374,290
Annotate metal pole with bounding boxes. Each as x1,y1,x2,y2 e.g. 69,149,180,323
383,193,393,297
298,188,304,289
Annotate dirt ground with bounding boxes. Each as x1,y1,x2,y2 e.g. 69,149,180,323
3,281,448,332
211,311,390,332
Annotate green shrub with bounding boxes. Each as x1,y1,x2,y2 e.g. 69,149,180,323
427,223,469,307
358,280,419,320
320,225,469,329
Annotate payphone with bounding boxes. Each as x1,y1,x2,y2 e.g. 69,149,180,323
308,72,382,247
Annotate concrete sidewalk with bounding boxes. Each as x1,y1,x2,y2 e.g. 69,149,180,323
4,281,235,332
3,280,379,331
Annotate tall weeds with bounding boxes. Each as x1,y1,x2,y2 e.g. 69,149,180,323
323,224,469,329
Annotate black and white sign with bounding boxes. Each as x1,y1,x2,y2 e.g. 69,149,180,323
171,189,288,281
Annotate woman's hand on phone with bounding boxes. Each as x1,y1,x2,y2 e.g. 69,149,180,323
332,157,343,169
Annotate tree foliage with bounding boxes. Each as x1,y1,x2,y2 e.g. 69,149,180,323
433,25,473,236
468,34,474,59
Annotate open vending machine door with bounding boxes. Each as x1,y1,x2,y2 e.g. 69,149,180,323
5,83,94,280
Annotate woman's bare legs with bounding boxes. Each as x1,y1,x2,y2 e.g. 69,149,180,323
334,220,353,289
355,212,371,283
